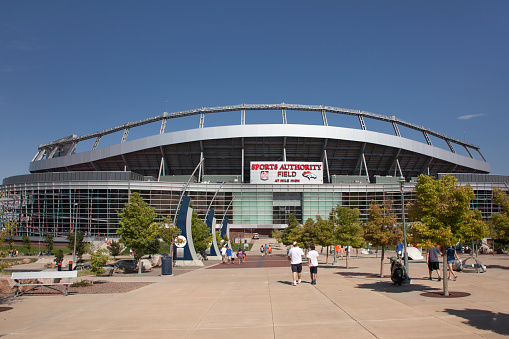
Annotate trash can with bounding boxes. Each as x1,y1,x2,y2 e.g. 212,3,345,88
161,257,172,275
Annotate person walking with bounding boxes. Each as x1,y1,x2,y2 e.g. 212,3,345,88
268,245,272,256
446,245,460,280
221,246,227,264
226,246,232,264
426,245,442,281
288,241,304,286
237,248,243,265
307,244,319,285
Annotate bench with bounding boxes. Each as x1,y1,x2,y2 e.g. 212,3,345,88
9,271,78,297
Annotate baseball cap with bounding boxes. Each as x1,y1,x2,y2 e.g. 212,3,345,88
293,241,298,246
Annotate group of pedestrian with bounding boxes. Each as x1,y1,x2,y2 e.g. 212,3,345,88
287,241,319,286
221,245,246,264
426,244,461,281
260,244,272,256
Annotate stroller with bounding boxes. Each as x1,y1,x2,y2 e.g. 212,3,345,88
389,256,405,286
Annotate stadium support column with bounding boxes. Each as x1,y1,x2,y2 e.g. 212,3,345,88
241,143,245,183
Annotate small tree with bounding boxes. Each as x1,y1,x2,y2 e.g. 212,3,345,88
44,232,54,254
363,200,402,277
314,215,334,262
3,221,17,252
54,249,64,264
117,192,159,274
333,206,365,269
146,237,161,255
90,249,109,276
298,218,316,251
191,209,212,259
491,188,509,250
408,174,488,296
22,233,32,255
271,229,283,243
281,213,301,246
159,216,181,262
67,231,87,261
107,240,123,260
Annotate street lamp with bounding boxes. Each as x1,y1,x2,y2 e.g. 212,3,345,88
399,177,410,283
72,203,78,269
332,207,336,264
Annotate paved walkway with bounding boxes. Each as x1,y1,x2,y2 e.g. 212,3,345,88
2,246,509,338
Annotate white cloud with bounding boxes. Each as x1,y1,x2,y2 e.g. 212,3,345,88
457,113,485,120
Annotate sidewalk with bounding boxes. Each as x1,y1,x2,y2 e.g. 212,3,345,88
1,252,509,338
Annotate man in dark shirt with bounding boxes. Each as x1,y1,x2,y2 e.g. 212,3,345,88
426,245,442,281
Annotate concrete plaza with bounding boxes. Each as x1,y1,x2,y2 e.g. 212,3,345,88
1,239,509,338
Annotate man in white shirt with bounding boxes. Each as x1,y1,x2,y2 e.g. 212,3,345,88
288,241,304,286
307,244,319,285
220,246,227,264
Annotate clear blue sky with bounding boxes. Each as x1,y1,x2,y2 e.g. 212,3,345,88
1,1,508,182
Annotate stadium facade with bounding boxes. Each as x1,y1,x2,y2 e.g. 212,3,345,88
1,104,507,239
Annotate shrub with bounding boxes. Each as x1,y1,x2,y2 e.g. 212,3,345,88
90,249,109,275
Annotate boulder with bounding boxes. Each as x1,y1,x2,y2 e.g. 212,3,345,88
44,262,56,269
22,258,32,264
0,277,14,294
151,254,162,267
140,259,152,271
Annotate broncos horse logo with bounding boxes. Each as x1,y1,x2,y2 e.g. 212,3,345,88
302,171,317,180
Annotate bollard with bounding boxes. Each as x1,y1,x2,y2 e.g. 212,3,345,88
69,261,73,271
57,262,62,271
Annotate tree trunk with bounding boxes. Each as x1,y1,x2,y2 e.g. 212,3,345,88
137,250,143,275
380,246,385,277
443,249,449,296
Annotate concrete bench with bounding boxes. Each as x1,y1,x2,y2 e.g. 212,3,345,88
9,271,78,297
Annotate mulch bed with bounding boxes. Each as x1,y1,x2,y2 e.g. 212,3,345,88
420,291,471,298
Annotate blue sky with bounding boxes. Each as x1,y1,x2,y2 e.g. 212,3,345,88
1,1,508,181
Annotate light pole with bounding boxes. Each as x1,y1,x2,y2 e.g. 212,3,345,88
72,203,78,269
332,207,336,264
399,177,410,283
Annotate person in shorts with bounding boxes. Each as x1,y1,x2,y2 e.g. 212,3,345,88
288,241,304,286
307,244,319,285
446,245,460,281
426,245,442,281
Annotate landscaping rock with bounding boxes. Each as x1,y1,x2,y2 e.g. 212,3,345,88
151,254,162,267
140,259,152,271
22,258,32,264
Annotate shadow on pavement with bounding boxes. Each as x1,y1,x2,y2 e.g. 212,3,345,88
355,280,441,293
444,308,509,336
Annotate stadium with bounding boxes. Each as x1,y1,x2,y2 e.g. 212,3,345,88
1,103,506,239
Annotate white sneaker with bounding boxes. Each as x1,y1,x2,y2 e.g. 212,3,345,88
297,279,301,284
293,281,297,286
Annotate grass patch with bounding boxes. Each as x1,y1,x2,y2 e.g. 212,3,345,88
71,279,93,288
77,269,92,277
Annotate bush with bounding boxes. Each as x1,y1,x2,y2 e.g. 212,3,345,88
90,249,109,275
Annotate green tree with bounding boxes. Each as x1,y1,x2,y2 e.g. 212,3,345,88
54,249,64,264
107,240,123,259
333,206,365,269
67,231,87,261
298,218,316,251
3,221,17,252
314,215,334,262
363,200,402,277
490,188,509,250
44,233,54,254
159,216,182,262
407,174,488,296
281,213,301,246
191,209,212,258
90,249,109,276
271,229,283,243
117,192,159,274
146,237,161,254
22,233,32,255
